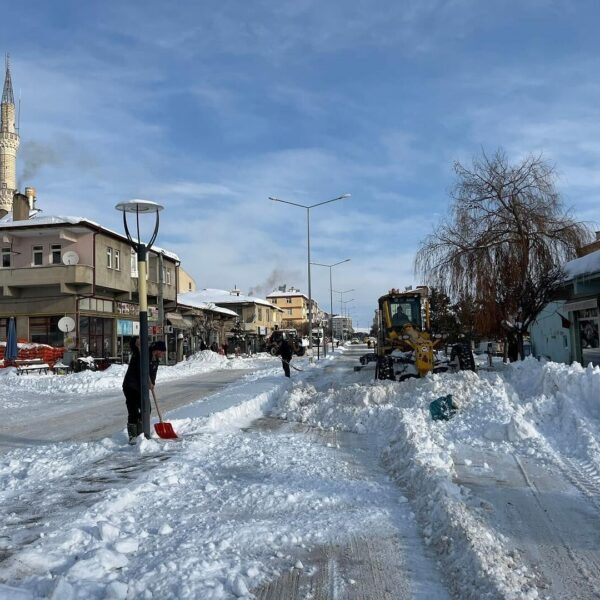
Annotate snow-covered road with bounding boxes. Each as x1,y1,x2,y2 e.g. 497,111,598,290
2,346,600,598
0,351,280,451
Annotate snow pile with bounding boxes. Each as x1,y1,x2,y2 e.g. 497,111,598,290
270,371,541,598
0,372,401,599
502,357,600,468
0,351,278,397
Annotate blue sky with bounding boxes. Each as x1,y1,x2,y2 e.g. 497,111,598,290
6,0,600,327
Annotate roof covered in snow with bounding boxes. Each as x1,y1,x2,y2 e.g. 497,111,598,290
178,289,281,310
564,249,600,280
0,212,180,261
266,289,308,300
177,294,238,317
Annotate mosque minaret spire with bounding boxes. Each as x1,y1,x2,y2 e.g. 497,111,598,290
0,54,20,216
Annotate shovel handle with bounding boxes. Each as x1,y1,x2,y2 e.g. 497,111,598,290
150,388,164,423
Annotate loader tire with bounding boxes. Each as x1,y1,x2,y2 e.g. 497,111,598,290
295,346,306,357
451,344,476,371
270,346,279,356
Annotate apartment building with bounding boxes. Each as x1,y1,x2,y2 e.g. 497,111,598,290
179,267,197,293
332,315,353,341
0,196,180,358
266,285,326,331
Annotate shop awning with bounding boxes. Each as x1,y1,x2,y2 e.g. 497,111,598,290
563,298,598,313
166,313,194,329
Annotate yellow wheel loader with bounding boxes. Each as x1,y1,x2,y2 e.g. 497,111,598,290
374,287,475,381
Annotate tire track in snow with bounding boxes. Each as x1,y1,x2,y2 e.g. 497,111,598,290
559,457,600,515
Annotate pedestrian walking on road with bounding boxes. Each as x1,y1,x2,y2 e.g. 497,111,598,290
122,338,167,444
279,337,293,378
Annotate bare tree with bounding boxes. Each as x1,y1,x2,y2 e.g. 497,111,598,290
416,149,591,359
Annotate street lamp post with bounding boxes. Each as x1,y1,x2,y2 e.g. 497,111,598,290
115,199,164,438
333,288,354,343
342,298,355,342
269,194,350,359
311,259,350,352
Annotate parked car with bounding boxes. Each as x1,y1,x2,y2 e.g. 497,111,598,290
351,338,360,344
265,329,306,357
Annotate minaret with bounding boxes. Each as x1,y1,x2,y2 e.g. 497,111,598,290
0,55,19,216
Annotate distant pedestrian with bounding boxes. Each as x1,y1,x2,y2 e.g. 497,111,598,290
279,337,293,378
122,337,166,444
200,339,208,351
336,340,340,348
222,342,229,356
210,341,219,353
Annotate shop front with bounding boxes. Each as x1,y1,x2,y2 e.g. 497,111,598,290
166,312,193,362
116,318,140,363
564,298,600,366
79,315,114,357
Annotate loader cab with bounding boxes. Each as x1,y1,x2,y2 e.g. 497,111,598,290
380,294,423,332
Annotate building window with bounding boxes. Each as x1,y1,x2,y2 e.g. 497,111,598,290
188,281,192,291
114,249,120,271
107,247,113,269
258,308,263,321
51,244,62,265
166,269,172,285
30,316,63,346
287,309,293,315
33,245,43,266
1,247,10,268
286,297,292,304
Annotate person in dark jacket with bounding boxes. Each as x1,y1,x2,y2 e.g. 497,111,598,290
123,337,167,444
279,337,293,377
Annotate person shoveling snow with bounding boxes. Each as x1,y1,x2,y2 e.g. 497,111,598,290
122,338,167,444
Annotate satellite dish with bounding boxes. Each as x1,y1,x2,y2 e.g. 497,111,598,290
58,316,76,333
62,251,80,265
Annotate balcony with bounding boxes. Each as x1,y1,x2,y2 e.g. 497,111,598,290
0,264,94,296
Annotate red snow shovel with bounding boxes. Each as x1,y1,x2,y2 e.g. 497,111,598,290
151,388,178,439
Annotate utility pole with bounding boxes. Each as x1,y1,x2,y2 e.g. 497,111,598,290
311,259,350,353
269,193,351,361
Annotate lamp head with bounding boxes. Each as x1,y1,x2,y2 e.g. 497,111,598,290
115,199,164,214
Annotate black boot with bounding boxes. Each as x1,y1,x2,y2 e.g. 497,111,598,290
127,423,138,445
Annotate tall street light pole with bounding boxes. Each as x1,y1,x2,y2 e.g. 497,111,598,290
269,194,351,359
115,199,163,438
342,298,355,341
333,288,354,342
311,259,350,352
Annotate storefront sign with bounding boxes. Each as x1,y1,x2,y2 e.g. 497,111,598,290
117,319,134,336
116,303,158,321
116,302,139,316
